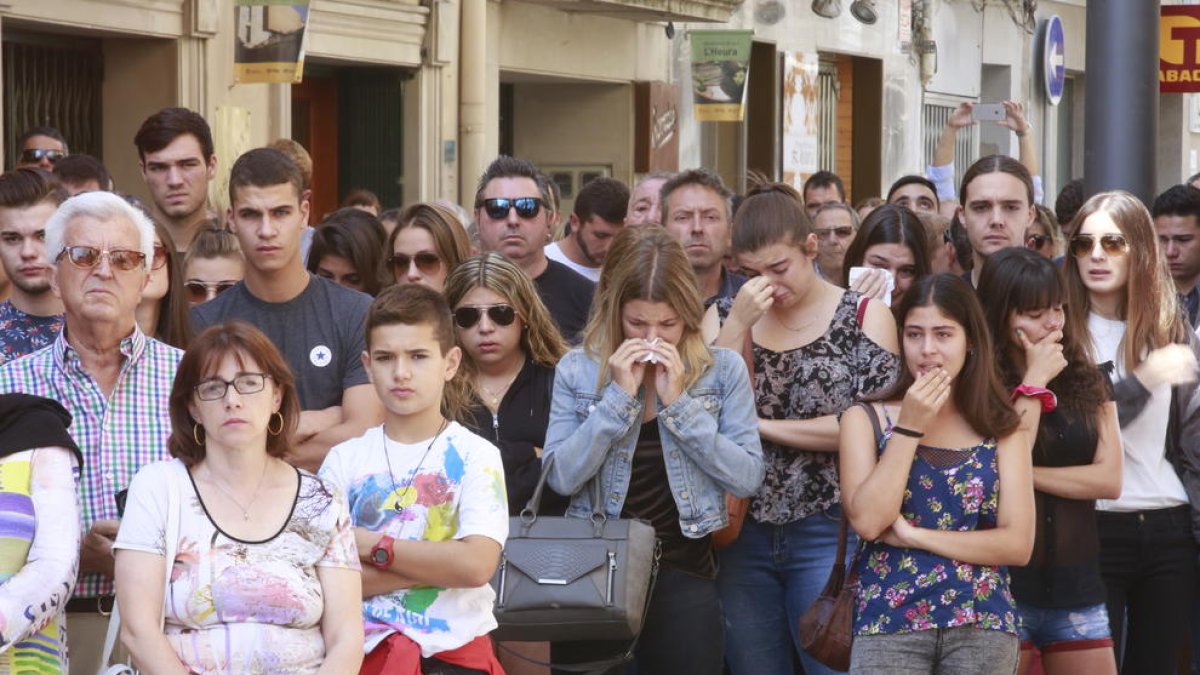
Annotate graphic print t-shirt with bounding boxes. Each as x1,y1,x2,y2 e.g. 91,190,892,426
320,423,508,656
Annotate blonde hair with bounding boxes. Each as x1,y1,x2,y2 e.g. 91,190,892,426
583,225,713,392
443,253,568,381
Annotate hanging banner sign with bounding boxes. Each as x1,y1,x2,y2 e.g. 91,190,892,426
1161,6,1200,93
782,52,820,190
690,30,754,122
234,0,311,84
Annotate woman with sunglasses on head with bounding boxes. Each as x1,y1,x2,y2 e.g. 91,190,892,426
114,322,363,673
445,253,569,516
977,248,1121,675
183,223,244,306
1062,191,1200,675
545,226,764,674
387,202,473,292
705,182,898,675
137,219,192,349
840,273,1035,674
307,208,389,296
842,204,933,306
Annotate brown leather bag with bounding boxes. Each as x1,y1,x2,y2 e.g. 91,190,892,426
797,402,879,670
711,330,755,550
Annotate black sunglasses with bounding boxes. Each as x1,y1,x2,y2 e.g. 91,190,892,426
481,197,542,220
1069,233,1129,258
453,304,517,329
1025,234,1051,251
815,226,854,239
388,252,442,276
19,148,65,164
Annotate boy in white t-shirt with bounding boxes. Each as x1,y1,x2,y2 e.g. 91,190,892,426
320,284,508,673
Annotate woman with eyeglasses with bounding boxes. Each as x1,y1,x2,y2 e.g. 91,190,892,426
307,208,389,296
1062,191,1200,674
137,219,192,349
445,253,569,516
386,202,473,292
183,223,244,306
977,248,1121,675
114,322,363,673
545,226,764,674
842,204,933,306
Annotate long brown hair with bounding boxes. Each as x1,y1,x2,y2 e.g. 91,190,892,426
169,322,300,465
1062,191,1187,370
149,219,193,350
583,226,712,391
890,273,1020,439
386,202,472,283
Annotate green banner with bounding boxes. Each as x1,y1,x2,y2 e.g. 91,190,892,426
233,1,311,84
690,30,754,122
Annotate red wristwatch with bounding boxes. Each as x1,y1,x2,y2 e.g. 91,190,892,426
1012,385,1058,413
370,535,395,570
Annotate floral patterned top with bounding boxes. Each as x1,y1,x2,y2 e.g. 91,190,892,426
0,301,62,366
115,459,360,674
716,291,898,523
853,424,1019,637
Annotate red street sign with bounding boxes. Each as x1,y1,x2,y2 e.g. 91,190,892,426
1162,6,1200,93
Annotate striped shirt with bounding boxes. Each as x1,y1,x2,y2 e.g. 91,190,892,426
0,327,180,598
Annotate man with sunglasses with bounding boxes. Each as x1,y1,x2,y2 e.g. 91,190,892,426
0,169,68,364
14,127,68,172
192,148,382,471
474,156,594,343
0,190,180,674
812,202,860,285
544,176,629,282
1152,184,1200,328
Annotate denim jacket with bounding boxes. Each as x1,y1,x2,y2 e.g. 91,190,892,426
545,346,765,538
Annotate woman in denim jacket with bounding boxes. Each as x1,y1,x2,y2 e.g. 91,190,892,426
545,226,765,674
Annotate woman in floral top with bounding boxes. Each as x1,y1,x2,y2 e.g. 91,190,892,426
840,274,1035,674
707,181,898,675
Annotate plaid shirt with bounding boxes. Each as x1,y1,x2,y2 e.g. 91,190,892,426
0,326,180,598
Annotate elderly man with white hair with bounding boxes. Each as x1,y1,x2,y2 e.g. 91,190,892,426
0,190,181,675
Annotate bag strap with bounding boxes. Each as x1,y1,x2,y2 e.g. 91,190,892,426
100,463,181,669
828,403,883,584
497,544,663,674
520,453,555,520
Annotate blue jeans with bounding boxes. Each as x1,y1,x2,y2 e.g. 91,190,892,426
717,505,852,675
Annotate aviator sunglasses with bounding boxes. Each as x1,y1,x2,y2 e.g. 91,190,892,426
19,148,65,165
185,280,238,303
57,246,146,271
453,304,517,329
481,197,542,220
1069,233,1129,258
1025,234,1051,251
388,252,442,276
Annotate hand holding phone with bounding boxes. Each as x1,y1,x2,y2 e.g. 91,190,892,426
971,102,1007,122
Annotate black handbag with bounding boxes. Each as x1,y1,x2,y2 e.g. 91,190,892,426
491,455,661,644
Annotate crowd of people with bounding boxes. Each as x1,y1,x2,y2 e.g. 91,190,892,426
0,101,1199,675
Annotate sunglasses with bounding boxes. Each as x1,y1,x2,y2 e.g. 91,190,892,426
57,245,146,271
1025,234,1051,251
1070,233,1129,258
453,304,517,329
388,252,442,276
152,244,169,270
814,226,854,239
185,280,238,303
481,197,542,220
19,148,65,165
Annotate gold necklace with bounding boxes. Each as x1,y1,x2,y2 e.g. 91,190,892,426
771,308,819,333
477,362,523,409
206,460,269,521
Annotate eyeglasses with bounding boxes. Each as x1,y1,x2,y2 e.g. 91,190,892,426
152,244,169,270
1025,234,1051,251
1069,233,1129,258
814,226,854,240
453,304,517,329
194,373,271,401
387,252,442,276
57,246,147,271
19,148,65,165
185,280,238,303
481,197,542,220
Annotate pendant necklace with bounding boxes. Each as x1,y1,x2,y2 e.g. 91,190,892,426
207,459,269,521
383,419,449,513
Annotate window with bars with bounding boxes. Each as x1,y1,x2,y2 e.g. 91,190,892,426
817,59,839,172
3,35,103,170
922,98,977,192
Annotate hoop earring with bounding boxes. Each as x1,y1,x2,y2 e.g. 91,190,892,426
268,412,284,436
192,423,204,446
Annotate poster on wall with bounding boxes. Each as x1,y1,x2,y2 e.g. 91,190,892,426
782,52,820,190
689,30,754,122
234,0,311,84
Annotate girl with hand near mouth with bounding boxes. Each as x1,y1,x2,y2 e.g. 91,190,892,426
1062,191,1200,675
978,247,1120,675
840,273,1035,674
